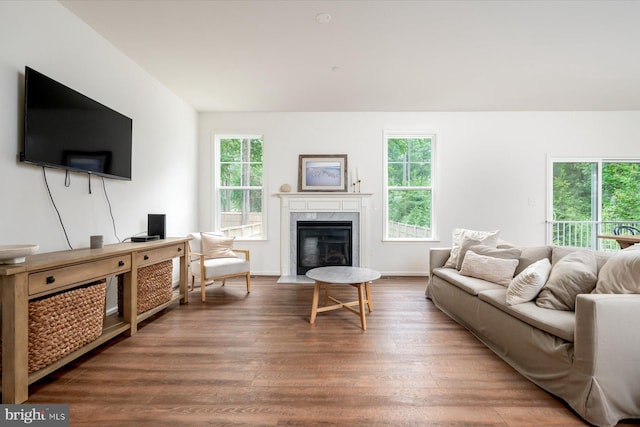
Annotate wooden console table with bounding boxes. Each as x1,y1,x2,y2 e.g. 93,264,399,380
0,237,189,404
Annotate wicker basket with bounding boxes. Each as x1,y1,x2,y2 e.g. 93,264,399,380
118,260,173,315
27,280,106,373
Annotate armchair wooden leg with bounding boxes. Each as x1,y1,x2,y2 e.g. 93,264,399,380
246,273,251,294
201,278,206,303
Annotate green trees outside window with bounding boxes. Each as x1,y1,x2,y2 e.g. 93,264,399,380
385,134,434,239
216,136,264,239
551,160,640,248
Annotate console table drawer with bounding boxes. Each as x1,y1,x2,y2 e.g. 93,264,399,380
136,243,185,267
29,255,131,296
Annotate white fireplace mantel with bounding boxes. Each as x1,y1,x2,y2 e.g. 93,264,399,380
278,192,372,277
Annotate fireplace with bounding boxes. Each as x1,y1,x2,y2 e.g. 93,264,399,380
278,193,371,279
296,221,352,275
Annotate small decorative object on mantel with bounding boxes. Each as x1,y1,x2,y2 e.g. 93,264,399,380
279,183,292,192
298,154,348,192
0,244,39,264
351,167,362,193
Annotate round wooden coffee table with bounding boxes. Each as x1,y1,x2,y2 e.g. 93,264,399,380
306,266,381,330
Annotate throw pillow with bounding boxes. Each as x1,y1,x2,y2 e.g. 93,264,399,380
444,228,501,268
200,232,238,259
535,250,597,311
456,244,522,270
592,244,640,294
506,258,552,305
459,250,519,286
455,239,481,270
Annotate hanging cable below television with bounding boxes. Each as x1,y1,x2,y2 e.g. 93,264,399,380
42,166,73,250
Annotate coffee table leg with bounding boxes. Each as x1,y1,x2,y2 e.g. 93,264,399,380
365,281,373,312
310,281,321,324
324,283,331,306
357,282,367,330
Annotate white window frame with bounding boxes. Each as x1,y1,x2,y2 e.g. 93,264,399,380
383,131,437,242
213,133,266,241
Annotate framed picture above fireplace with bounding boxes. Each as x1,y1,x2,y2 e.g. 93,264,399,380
298,154,348,192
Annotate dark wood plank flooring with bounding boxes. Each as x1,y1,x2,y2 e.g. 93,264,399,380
25,276,634,426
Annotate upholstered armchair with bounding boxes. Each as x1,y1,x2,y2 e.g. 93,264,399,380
188,232,251,302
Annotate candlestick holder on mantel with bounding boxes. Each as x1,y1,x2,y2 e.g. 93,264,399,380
351,167,362,193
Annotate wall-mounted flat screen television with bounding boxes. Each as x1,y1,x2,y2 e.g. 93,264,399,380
21,66,133,180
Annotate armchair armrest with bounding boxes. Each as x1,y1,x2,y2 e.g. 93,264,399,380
189,250,249,262
232,249,250,262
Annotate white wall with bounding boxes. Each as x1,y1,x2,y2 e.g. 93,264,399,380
199,111,640,276
0,2,198,306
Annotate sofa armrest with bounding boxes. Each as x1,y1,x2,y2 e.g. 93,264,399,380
574,293,640,366
426,248,451,298
429,248,451,274
573,293,640,422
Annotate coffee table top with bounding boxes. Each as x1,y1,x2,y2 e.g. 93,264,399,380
306,266,381,284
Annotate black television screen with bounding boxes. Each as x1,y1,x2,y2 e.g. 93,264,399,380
22,67,132,180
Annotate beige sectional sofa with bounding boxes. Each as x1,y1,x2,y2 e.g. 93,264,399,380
426,244,640,427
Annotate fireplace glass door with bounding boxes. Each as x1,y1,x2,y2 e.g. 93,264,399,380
297,221,352,275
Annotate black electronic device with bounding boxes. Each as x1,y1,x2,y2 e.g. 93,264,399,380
148,214,166,239
21,67,133,180
131,235,159,242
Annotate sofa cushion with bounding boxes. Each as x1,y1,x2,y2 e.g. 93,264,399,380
459,250,519,286
457,244,521,270
444,228,500,268
514,246,552,276
506,258,552,305
479,288,575,342
432,267,504,296
593,244,640,294
552,246,612,273
455,238,482,269
536,250,597,311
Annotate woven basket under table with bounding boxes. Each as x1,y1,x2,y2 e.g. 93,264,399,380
27,280,106,373
118,260,173,315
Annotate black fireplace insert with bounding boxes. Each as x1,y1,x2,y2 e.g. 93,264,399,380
297,221,352,275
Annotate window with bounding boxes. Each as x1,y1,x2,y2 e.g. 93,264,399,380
548,158,640,249
384,132,435,240
214,135,264,239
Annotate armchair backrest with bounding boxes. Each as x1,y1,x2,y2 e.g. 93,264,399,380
188,232,225,255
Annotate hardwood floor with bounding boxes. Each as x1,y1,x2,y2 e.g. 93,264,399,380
25,276,631,426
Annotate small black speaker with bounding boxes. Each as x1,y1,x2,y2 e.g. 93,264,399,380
148,214,166,239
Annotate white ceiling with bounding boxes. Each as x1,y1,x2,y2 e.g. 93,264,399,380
60,0,640,112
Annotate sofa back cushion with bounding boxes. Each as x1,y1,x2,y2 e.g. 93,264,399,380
514,246,552,276
536,250,598,311
552,246,612,273
592,244,640,294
